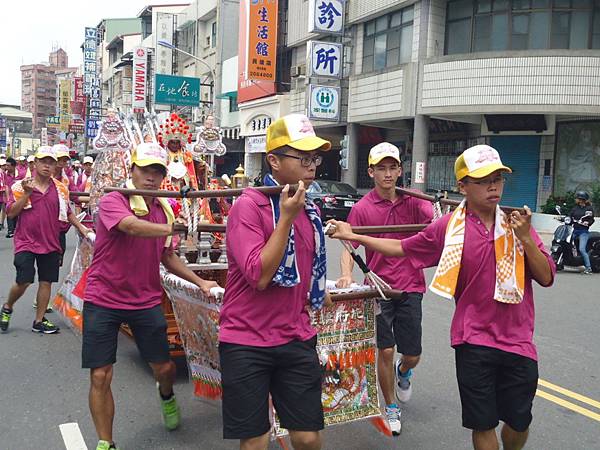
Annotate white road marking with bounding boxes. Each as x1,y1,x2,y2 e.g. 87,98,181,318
59,422,88,450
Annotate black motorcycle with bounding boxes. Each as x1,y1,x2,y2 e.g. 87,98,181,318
550,206,600,272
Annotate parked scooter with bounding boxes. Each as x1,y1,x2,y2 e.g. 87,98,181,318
550,206,600,272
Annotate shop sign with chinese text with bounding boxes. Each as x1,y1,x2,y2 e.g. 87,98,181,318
308,0,344,34
246,0,278,81
308,41,343,79
308,85,340,122
155,74,200,106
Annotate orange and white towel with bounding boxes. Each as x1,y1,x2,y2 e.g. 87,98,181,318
12,178,70,222
430,200,525,304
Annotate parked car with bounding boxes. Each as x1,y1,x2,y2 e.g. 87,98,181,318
308,179,363,221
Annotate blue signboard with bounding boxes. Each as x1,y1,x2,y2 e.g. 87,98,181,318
154,74,201,106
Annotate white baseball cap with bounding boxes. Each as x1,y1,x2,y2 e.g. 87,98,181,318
83,156,94,165
27,155,35,163
17,155,26,161
368,142,401,166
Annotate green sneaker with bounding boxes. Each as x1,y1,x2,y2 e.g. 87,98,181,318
95,440,119,450
1,306,12,332
157,383,180,430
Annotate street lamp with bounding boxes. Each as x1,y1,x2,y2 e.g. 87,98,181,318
157,40,216,116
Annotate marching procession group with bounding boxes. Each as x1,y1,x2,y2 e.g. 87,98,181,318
0,113,556,450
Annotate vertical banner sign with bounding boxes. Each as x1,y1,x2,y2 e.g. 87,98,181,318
155,13,174,75
71,76,85,124
41,128,48,146
247,0,278,81
237,0,277,102
415,162,426,184
132,47,148,112
0,118,7,151
59,80,72,132
308,0,344,34
83,28,97,95
84,26,101,138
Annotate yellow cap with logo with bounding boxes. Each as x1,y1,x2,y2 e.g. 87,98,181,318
455,145,512,181
34,145,59,161
132,142,169,169
266,114,331,153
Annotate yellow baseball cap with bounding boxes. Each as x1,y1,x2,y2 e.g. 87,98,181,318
455,145,512,181
266,114,331,153
132,142,168,169
368,142,401,166
52,143,71,159
35,145,59,161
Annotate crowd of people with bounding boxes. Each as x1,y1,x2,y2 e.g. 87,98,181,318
0,112,594,450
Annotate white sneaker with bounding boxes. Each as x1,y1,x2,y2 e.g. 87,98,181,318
395,358,413,403
385,404,402,436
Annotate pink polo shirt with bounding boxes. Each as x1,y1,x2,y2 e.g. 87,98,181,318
348,189,433,292
219,188,317,347
84,192,169,310
7,182,66,255
402,212,555,361
16,164,28,179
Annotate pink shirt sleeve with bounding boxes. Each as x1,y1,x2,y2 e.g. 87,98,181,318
402,217,448,269
227,196,268,289
99,193,134,232
528,227,556,287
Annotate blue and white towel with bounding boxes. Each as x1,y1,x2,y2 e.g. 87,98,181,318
263,174,327,310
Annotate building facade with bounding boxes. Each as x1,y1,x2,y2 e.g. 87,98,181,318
238,0,600,210
20,48,78,139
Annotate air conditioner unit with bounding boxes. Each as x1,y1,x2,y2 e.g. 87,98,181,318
290,64,306,78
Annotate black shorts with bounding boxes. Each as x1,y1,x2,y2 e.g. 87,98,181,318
82,302,170,369
219,335,324,439
376,292,423,356
455,344,538,432
14,251,61,284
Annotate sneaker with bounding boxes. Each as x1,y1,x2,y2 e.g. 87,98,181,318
582,268,593,275
1,306,12,332
385,404,402,436
96,440,120,450
157,383,180,430
32,317,59,334
395,359,413,403
6,232,13,238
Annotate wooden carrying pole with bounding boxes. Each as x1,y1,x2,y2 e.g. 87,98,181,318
173,223,427,235
99,185,525,214
96,184,525,214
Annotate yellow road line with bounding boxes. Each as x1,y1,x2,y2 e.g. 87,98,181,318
538,378,600,410
536,389,600,423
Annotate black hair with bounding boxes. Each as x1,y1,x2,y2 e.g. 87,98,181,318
6,157,16,166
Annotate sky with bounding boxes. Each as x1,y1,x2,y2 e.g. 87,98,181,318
0,0,186,106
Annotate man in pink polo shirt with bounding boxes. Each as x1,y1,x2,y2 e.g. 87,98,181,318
0,146,89,334
82,142,218,450
336,142,433,435
329,145,555,450
220,114,331,450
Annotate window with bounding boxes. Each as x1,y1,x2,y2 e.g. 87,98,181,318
211,22,217,48
362,6,414,73
229,93,239,112
445,0,598,53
